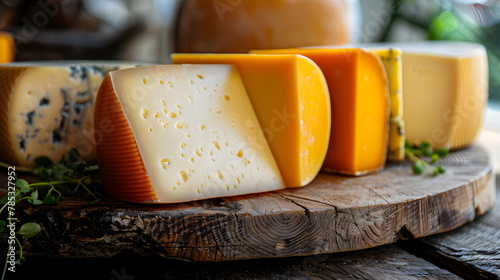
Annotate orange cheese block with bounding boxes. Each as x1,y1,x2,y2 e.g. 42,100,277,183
95,64,286,203
0,32,14,63
174,0,355,53
171,54,331,187
252,48,390,175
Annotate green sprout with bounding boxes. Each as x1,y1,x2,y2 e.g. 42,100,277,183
0,149,103,279
405,140,449,176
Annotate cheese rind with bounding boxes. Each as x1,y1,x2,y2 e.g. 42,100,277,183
171,54,331,187
95,64,285,203
371,48,405,161
0,62,135,168
251,48,390,175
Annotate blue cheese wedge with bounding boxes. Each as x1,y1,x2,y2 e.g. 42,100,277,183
0,62,137,169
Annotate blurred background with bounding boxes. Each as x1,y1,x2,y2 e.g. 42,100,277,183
0,0,499,105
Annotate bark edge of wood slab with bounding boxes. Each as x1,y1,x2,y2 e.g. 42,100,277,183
13,145,496,262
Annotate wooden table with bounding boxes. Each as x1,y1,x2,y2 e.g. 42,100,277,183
4,109,500,280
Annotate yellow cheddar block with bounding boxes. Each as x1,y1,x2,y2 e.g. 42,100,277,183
0,32,14,63
171,54,331,187
252,48,390,175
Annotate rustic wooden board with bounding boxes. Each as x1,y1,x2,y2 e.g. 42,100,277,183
403,173,500,280
13,244,464,280
397,130,500,280
5,144,496,262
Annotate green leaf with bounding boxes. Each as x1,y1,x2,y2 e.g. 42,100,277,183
17,222,41,238
28,199,43,205
52,163,69,178
42,195,56,205
412,162,424,174
0,194,9,204
66,148,80,163
0,220,6,233
16,179,29,190
31,190,38,200
430,153,439,164
435,147,449,157
39,167,52,181
419,143,433,157
34,156,53,168
437,165,446,174
418,141,431,150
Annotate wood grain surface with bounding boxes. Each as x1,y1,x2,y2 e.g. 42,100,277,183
12,244,464,280
399,128,500,280
403,174,500,280
2,144,492,262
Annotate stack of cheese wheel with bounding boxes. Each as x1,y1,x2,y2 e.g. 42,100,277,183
0,41,487,204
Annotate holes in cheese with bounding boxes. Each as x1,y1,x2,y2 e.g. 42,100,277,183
171,54,331,187
0,62,136,169
94,64,285,203
251,48,390,176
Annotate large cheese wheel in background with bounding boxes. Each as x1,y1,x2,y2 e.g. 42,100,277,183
171,53,330,187
251,48,390,176
94,64,285,203
174,0,357,53
0,62,136,169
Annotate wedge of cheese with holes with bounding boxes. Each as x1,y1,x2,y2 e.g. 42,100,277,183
0,32,14,63
94,64,285,203
0,62,136,169
171,53,330,187
252,48,390,176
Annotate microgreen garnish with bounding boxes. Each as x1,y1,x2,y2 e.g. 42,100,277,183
1,149,102,279
405,140,449,175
